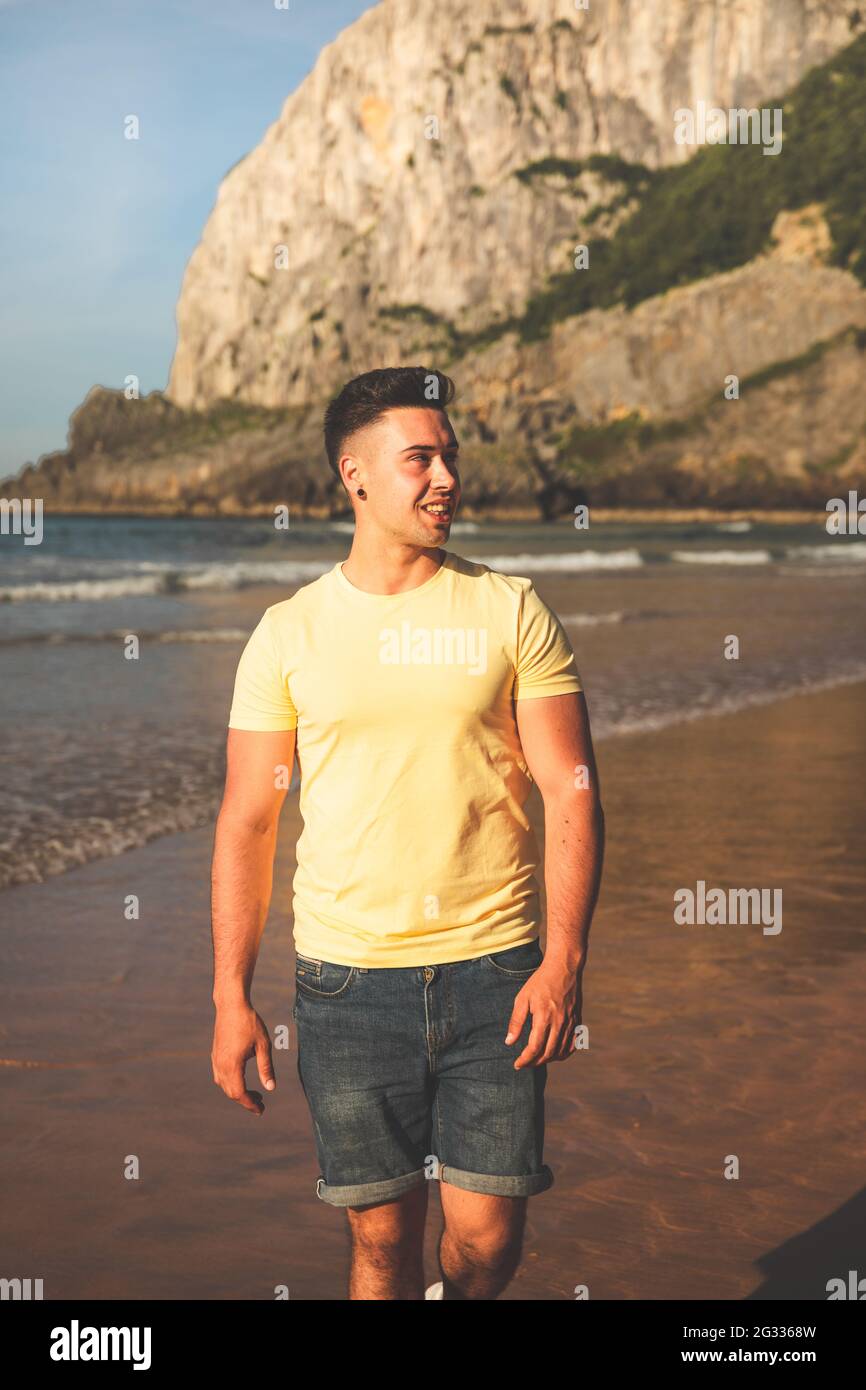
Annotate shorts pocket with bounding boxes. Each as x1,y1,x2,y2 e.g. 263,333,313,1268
295,956,356,998
483,939,544,977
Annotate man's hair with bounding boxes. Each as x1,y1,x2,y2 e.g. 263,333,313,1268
323,366,456,479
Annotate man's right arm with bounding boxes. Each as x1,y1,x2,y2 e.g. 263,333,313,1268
210,726,296,1116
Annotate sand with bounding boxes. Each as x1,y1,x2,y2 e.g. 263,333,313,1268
1,681,864,1299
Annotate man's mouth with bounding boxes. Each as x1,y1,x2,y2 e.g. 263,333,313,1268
419,500,454,520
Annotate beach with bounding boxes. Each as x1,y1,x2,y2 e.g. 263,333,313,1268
1,678,864,1300
6,0,866,1314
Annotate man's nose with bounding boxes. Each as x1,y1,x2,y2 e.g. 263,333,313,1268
430,456,459,489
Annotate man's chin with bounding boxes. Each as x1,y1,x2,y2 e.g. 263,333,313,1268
415,509,455,534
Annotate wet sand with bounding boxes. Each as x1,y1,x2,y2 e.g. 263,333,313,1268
1,681,864,1299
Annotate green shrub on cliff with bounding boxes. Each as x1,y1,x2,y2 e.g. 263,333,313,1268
482,33,866,345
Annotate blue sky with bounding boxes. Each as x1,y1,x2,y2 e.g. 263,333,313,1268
0,0,372,480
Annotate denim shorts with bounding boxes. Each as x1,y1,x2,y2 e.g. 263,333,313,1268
292,937,553,1207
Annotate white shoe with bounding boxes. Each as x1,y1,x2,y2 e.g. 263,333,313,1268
424,1281,444,1300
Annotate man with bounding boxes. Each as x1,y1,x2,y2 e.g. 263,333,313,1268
211,366,605,1300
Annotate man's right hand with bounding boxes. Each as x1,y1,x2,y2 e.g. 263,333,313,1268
211,1001,276,1116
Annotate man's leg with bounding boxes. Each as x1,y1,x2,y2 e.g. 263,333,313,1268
294,957,432,1298
427,942,554,1299
436,1186,527,1300
346,1182,430,1300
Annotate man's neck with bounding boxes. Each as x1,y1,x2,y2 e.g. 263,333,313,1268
340,543,444,596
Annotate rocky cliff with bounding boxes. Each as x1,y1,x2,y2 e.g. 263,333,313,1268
8,0,866,515
166,0,863,410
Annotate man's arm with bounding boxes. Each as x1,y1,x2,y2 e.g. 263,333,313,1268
507,690,605,1068
210,727,296,1115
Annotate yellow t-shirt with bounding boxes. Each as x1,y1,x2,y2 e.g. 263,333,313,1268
227,550,582,967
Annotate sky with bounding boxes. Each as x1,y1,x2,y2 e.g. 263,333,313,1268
0,0,373,480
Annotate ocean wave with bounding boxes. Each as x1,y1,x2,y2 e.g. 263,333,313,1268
785,542,866,563
591,664,866,742
560,611,625,626
0,795,222,891
670,549,772,565
0,627,249,647
2,538,861,607
156,628,248,643
0,548,647,600
470,549,644,572
0,559,333,603
559,609,672,626
0,575,175,602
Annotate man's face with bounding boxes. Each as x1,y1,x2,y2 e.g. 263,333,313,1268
344,406,462,545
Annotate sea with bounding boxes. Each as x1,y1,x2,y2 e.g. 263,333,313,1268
1,514,864,890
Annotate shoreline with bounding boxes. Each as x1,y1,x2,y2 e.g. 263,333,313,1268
6,504,832,526
2,671,863,895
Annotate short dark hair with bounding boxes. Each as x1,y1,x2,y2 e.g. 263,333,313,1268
323,366,456,479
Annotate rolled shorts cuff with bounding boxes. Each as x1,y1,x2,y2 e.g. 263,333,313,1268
315,1167,427,1207
439,1163,554,1197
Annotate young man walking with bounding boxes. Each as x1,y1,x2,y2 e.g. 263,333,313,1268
211,366,605,1300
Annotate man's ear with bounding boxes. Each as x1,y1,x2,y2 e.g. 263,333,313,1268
339,452,359,495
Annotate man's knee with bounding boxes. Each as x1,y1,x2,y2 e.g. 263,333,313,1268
441,1194,527,1275
346,1185,427,1258
447,1222,522,1273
